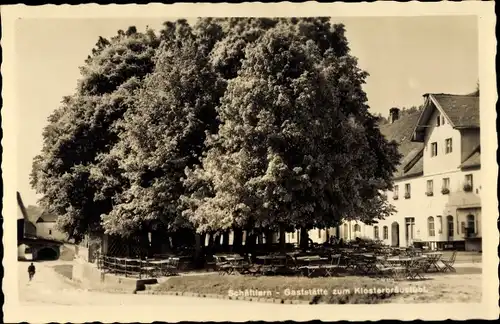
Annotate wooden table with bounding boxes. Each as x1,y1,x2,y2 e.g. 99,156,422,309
423,252,443,272
386,256,426,280
350,253,378,274
296,255,329,277
255,255,288,274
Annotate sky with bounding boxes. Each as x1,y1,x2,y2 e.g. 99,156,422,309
15,16,478,206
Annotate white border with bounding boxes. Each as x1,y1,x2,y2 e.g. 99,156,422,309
2,2,497,322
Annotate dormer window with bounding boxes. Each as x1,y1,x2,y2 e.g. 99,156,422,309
436,115,441,126
442,116,446,125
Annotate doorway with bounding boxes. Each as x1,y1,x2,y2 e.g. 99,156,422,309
391,222,400,247
405,217,415,246
446,215,454,240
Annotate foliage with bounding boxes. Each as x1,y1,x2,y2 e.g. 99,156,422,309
182,18,400,234
30,27,160,242
32,18,402,242
100,21,225,236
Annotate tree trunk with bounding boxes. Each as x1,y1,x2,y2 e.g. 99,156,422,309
279,223,286,252
194,233,203,268
213,233,221,254
222,230,230,251
300,227,309,251
206,233,214,256
264,228,273,251
233,228,243,253
245,230,256,253
200,233,207,250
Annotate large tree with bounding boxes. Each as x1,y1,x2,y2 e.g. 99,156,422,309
100,20,225,239
182,18,401,249
30,27,160,242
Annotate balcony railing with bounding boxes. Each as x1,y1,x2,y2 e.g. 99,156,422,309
425,191,434,197
404,193,411,199
463,183,473,192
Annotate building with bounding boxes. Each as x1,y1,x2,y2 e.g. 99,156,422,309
338,93,481,251
23,203,68,241
17,191,64,260
34,210,68,241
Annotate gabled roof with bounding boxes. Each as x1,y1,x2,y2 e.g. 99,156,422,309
412,93,480,142
17,192,29,221
380,92,480,180
432,94,480,128
36,211,58,223
25,205,44,223
379,110,424,179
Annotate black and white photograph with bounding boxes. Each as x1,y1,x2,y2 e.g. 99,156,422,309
2,2,497,322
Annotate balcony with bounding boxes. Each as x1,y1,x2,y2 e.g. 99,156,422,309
441,187,450,195
425,191,434,197
393,195,399,200
404,193,411,199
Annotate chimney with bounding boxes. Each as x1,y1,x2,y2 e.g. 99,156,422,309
389,107,400,124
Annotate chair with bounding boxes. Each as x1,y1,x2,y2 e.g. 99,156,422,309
165,257,180,276
323,254,342,277
375,255,406,280
214,255,233,275
406,258,426,280
441,251,457,272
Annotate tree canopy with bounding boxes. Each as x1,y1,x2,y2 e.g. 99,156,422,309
31,18,401,244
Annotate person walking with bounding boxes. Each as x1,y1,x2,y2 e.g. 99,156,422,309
28,262,36,281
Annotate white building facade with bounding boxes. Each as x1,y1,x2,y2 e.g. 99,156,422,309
338,93,481,251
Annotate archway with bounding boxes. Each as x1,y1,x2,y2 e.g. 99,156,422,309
36,247,59,261
391,222,400,247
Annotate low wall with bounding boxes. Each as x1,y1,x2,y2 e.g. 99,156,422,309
72,257,156,292
74,245,89,262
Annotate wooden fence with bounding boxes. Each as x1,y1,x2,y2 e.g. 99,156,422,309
96,254,179,279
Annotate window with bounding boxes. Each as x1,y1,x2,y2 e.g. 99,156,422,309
428,217,435,236
442,178,450,189
442,116,446,125
291,231,295,239
374,226,379,239
383,226,389,240
431,142,438,157
426,180,433,195
404,183,411,199
318,229,321,239
467,214,476,234
343,224,348,240
393,185,399,199
464,174,473,191
446,215,454,237
436,115,441,126
353,224,361,232
49,229,52,235
445,138,453,154
436,216,443,234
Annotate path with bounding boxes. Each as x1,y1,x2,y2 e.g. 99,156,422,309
17,260,281,307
